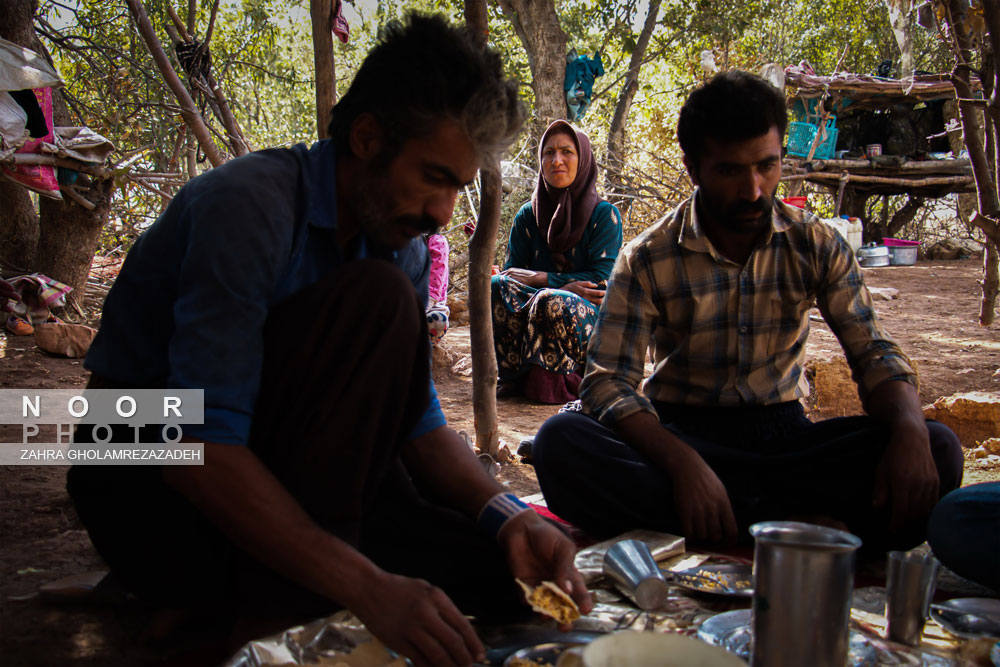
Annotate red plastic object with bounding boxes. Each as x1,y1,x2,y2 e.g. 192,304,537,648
882,237,920,247
783,196,808,208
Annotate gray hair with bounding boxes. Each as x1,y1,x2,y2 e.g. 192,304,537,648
329,13,525,163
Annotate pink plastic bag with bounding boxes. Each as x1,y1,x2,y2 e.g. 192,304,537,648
0,87,61,199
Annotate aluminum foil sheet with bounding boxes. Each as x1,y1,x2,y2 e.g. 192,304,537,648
573,529,685,584
225,610,404,667
227,544,987,666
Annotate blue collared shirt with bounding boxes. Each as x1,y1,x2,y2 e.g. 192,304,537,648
86,140,445,444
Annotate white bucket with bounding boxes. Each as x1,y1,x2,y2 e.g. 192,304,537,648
825,217,863,253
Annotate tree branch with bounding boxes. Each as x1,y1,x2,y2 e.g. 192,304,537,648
124,0,226,167
202,0,220,52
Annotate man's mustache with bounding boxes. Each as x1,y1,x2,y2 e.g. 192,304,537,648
396,214,441,235
732,197,771,216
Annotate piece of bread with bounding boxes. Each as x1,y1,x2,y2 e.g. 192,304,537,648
516,579,581,625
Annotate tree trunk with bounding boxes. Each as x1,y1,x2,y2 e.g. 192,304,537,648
39,54,113,311
983,240,1000,325
0,181,39,273
0,0,41,272
465,0,501,457
0,0,114,309
311,0,336,140
887,195,925,238
0,0,36,43
945,0,1000,323
606,0,661,218
36,176,114,311
839,187,872,241
885,0,914,78
496,0,567,141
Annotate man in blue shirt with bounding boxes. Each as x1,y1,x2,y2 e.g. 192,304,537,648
68,15,591,666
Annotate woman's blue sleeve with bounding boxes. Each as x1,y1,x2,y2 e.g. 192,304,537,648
503,202,536,270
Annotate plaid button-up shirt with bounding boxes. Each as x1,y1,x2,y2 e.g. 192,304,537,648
581,191,916,426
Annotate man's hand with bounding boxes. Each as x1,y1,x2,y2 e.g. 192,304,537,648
671,450,738,544
166,444,483,665
351,569,485,667
866,380,940,534
561,280,606,306
501,267,548,288
873,416,939,532
615,411,737,545
498,512,592,625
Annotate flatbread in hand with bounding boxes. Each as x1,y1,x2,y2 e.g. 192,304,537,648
516,579,581,625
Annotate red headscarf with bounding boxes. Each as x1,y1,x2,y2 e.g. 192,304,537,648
531,120,602,271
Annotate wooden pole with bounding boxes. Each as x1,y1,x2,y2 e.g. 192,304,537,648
464,0,502,458
880,195,889,240
311,0,336,140
783,171,974,187
834,172,849,217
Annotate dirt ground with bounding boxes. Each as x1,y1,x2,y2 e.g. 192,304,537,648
2,258,999,665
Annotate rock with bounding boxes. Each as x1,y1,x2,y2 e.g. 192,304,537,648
447,293,470,325
981,437,1000,454
431,339,459,372
924,238,983,260
451,354,474,377
923,391,1000,448
447,293,468,315
804,356,863,417
868,287,899,301
496,440,513,463
33,323,97,358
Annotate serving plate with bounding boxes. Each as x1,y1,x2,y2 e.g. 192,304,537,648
482,628,601,666
930,598,1000,640
697,609,877,665
661,563,754,598
502,641,582,666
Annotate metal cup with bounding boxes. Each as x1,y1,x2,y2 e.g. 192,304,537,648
749,521,862,667
885,550,939,645
601,539,669,611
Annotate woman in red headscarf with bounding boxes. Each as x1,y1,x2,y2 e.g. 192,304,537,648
491,120,622,403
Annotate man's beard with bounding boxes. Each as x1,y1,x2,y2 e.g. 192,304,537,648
702,190,775,235
353,175,440,249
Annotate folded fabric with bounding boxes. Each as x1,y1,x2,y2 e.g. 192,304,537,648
8,273,71,323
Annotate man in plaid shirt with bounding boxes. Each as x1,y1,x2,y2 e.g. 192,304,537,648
532,71,962,549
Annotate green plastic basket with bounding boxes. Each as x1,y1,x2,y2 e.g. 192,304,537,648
787,119,838,160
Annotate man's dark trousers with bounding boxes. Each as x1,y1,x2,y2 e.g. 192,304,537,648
533,400,962,549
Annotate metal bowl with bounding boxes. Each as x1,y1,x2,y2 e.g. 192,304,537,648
502,641,584,666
